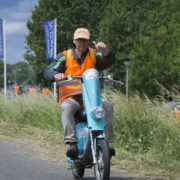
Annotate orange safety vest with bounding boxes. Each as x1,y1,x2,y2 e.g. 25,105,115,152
29,87,37,94
42,88,50,95
58,48,96,102
14,85,19,94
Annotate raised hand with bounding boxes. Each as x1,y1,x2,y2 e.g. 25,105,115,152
92,41,109,56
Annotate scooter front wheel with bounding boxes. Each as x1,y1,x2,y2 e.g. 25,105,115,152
94,139,110,180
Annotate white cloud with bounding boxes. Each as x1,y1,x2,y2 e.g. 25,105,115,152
9,12,31,22
6,21,27,36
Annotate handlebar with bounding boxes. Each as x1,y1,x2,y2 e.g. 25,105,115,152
56,75,81,83
101,75,124,85
56,75,124,85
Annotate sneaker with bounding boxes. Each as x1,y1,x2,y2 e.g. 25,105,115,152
66,143,78,159
109,147,115,158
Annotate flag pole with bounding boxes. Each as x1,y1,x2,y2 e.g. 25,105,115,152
3,19,7,96
53,19,57,98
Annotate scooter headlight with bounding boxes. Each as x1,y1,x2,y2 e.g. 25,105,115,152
91,106,105,119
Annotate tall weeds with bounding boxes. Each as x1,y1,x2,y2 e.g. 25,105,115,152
108,91,179,161
0,94,62,131
0,92,179,164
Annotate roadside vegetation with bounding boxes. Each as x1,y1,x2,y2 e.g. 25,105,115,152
0,93,179,177
107,91,179,177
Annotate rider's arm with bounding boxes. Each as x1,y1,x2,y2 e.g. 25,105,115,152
44,53,66,81
95,50,116,71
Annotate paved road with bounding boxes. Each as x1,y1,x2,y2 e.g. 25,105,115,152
0,138,135,180
0,138,73,180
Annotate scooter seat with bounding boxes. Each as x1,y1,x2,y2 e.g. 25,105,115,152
75,111,87,123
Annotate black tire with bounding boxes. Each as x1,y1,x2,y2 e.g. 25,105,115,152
94,139,110,180
72,166,85,179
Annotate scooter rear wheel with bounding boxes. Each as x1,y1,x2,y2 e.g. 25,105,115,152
94,139,110,180
72,166,85,179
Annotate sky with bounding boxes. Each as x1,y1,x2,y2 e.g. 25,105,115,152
0,0,39,64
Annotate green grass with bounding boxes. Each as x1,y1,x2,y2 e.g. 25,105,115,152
0,93,179,177
107,91,180,175
110,92,179,157
0,94,62,131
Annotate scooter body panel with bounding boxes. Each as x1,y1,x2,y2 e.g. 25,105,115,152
76,122,88,155
82,69,105,131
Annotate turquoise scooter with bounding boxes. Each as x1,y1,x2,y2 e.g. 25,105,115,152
59,68,123,179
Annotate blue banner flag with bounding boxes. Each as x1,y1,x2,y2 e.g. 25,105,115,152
43,20,56,59
0,19,4,59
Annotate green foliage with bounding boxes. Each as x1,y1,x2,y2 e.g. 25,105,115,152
99,0,180,96
107,91,180,161
0,94,61,131
12,62,37,85
0,61,36,87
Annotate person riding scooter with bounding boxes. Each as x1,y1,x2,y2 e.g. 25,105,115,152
44,27,115,159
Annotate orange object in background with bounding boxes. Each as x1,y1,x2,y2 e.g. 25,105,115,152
42,88,50,95
13,84,20,94
175,110,180,118
28,87,37,94
174,109,180,122
167,101,180,122
173,104,180,122
167,102,180,122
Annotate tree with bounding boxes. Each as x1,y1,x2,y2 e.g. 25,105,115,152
12,62,37,85
99,0,180,96
130,0,180,96
0,61,36,87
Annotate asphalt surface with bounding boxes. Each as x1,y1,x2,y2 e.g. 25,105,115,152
0,138,135,180
0,138,73,180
